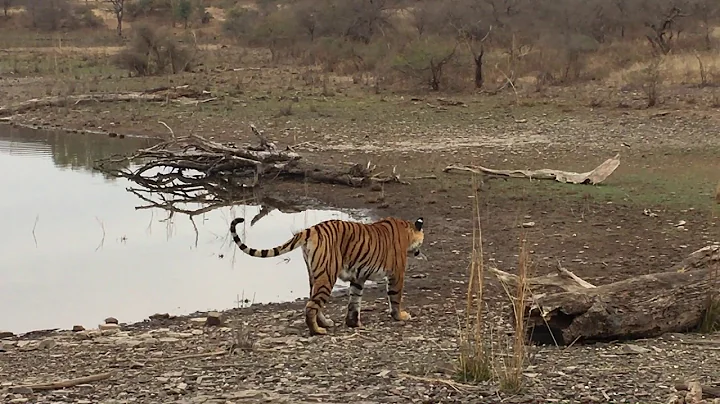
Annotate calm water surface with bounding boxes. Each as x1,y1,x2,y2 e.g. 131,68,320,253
0,126,367,334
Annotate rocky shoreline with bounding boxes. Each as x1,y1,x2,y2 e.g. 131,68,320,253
3,295,720,404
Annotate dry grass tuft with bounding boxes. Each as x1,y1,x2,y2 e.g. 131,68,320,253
455,174,493,383
230,320,256,353
497,236,531,393
455,174,532,393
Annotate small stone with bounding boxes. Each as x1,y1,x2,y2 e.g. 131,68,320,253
38,339,56,350
166,332,193,338
205,312,224,327
104,317,119,324
0,331,14,339
72,325,85,332
74,332,92,341
18,341,38,351
149,313,171,321
99,323,120,332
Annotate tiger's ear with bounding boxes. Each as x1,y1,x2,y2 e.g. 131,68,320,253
414,217,424,231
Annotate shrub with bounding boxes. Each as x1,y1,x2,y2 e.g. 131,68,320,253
24,0,103,32
393,36,459,91
113,24,194,76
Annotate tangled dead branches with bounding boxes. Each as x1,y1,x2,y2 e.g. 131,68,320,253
94,124,407,218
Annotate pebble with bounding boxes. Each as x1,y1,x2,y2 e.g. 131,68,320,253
99,323,120,332
205,312,224,327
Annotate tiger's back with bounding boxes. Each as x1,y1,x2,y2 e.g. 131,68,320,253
308,218,421,283
229,215,425,336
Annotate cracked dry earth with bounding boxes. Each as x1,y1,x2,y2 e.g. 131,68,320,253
2,301,720,404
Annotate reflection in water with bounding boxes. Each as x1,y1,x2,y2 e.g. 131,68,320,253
0,126,368,334
0,125,158,176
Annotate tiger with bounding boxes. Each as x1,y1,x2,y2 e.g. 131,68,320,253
229,216,425,336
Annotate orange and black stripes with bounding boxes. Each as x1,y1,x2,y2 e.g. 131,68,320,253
229,217,309,257
228,215,425,336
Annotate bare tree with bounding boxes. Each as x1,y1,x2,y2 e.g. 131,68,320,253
107,0,124,36
294,0,320,41
691,0,719,50
3,0,10,17
645,4,687,55
459,26,492,89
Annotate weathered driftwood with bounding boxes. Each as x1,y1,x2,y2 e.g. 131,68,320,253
490,265,596,294
444,154,621,185
495,245,720,345
0,86,203,117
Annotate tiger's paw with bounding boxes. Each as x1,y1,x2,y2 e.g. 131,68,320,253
318,317,335,328
392,310,412,321
309,326,328,336
345,311,362,328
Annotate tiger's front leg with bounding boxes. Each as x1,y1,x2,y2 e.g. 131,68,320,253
345,281,365,328
387,273,411,321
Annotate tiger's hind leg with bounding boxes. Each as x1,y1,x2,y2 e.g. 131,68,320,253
345,280,365,328
303,249,334,329
309,279,335,329
305,282,333,335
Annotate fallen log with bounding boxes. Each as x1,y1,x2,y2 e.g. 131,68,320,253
509,245,720,345
0,86,203,117
444,154,621,185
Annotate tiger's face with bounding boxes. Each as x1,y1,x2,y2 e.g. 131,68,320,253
408,217,426,260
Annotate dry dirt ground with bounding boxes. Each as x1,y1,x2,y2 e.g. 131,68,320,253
1,45,720,403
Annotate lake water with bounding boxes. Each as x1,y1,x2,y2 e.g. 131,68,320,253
0,126,368,334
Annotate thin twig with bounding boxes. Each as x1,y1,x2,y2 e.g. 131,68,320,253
11,372,113,391
158,120,176,139
396,372,482,392
31,214,39,248
95,216,106,252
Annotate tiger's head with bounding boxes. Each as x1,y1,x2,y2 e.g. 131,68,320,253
407,217,426,260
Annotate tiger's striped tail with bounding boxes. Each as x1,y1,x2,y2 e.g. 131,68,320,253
229,217,308,258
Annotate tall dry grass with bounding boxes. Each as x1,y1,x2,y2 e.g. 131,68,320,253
456,174,492,383
497,236,531,393
455,174,531,392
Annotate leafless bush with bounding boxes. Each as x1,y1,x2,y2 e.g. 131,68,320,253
113,24,194,76
23,0,103,31
393,36,459,91
625,56,663,107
